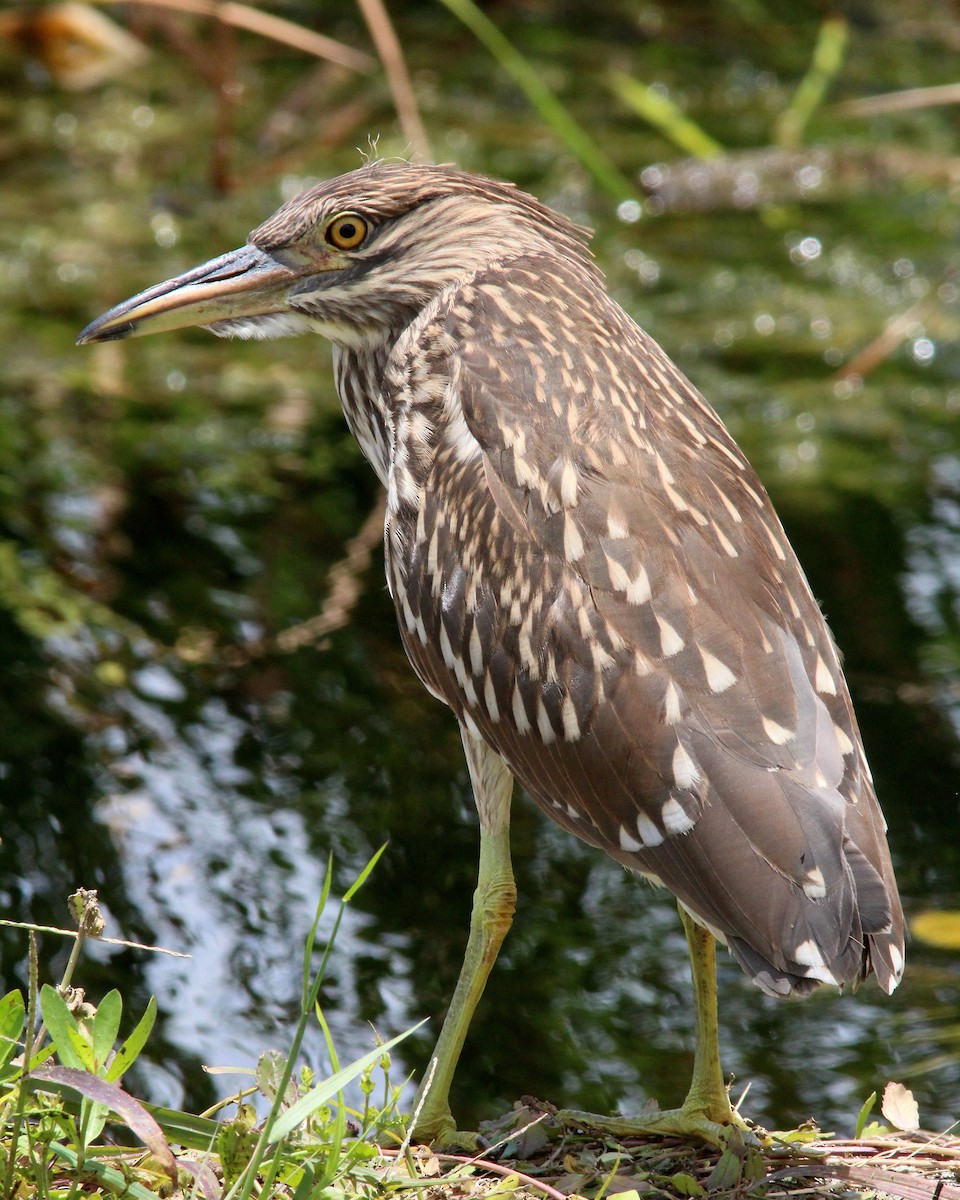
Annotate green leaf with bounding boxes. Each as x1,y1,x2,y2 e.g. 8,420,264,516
342,843,387,903
267,1020,425,1142
705,1149,742,1191
769,1124,827,1146
82,1097,111,1145
291,1162,318,1200
40,984,91,1071
26,1041,57,1071
0,990,25,1040
48,1142,159,1200
218,1103,260,1187
256,1048,296,1106
668,1172,706,1197
854,1091,877,1139
141,1102,220,1151
105,995,157,1082
91,989,122,1070
0,989,25,1073
743,1144,770,1182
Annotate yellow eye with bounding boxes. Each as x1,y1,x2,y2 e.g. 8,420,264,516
325,213,369,250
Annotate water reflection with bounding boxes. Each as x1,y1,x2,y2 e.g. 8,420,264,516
94,694,392,1109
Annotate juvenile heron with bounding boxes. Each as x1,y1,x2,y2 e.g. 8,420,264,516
79,162,904,1146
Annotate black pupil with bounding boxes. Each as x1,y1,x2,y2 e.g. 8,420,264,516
337,221,357,242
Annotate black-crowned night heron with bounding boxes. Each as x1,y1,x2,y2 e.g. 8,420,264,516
78,162,904,1147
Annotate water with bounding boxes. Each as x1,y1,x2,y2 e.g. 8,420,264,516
1,0,958,1137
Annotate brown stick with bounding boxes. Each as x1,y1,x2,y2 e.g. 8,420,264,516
837,83,960,118
106,0,375,73
275,493,387,653
378,1146,569,1200
353,0,432,161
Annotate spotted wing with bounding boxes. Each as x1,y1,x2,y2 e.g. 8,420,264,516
391,254,903,998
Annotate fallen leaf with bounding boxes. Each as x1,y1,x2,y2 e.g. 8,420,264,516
881,1081,920,1132
706,1149,742,1190
668,1171,706,1197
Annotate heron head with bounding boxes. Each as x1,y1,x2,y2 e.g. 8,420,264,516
77,162,594,350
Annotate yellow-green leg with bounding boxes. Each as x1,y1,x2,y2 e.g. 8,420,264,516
556,903,748,1146
411,728,517,1147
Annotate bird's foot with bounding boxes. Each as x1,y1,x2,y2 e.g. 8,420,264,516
553,1103,756,1149
431,1129,487,1154
409,1107,484,1153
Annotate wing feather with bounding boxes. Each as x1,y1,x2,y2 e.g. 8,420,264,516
386,253,903,995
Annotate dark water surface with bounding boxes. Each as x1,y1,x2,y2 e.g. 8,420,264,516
1,0,959,1134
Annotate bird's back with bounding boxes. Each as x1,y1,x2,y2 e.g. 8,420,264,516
378,245,904,999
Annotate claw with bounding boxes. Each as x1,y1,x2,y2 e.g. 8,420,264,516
554,1104,758,1149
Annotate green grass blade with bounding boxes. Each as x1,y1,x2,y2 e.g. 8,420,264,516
342,843,388,903
315,1004,342,1077
312,1004,346,1188
608,72,724,159
302,853,334,1008
304,851,386,1026
775,16,848,148
48,1142,158,1200
435,0,635,200
267,1020,425,1142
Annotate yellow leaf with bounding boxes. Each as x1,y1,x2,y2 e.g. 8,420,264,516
911,910,960,950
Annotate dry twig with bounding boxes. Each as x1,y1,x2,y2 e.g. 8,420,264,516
276,493,387,653
106,0,375,72
353,0,432,160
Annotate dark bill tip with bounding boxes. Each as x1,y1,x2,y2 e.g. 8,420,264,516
76,318,136,345
76,244,302,346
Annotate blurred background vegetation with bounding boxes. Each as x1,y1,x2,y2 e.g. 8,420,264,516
1,0,959,1134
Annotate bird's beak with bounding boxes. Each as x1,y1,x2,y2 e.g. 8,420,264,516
76,243,301,344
